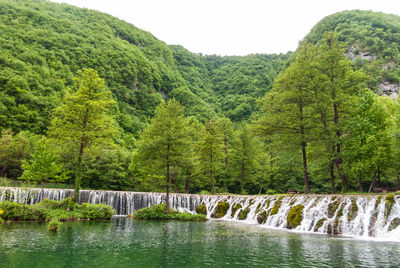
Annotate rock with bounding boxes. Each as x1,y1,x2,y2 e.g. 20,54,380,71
195,204,207,215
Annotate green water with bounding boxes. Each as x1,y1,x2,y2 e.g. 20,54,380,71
0,218,399,268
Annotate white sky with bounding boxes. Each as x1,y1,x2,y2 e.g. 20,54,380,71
51,0,400,56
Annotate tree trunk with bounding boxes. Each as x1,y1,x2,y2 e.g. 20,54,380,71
0,166,7,177
397,172,400,187
185,172,191,193
301,141,310,194
224,137,228,192
358,171,363,192
240,161,245,195
210,152,215,195
73,142,84,202
329,161,336,193
166,144,170,214
368,171,378,193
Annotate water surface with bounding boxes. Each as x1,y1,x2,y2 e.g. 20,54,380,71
0,218,399,267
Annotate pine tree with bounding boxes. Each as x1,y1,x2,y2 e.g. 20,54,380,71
134,99,190,213
49,69,117,201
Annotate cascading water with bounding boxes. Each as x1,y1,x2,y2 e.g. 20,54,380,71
1,187,400,241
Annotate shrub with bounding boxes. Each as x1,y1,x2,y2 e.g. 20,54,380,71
0,199,115,221
48,219,62,232
77,203,115,220
133,204,207,221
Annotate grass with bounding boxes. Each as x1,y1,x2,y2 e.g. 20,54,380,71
133,204,207,221
0,197,115,222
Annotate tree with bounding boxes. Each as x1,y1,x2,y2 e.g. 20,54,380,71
0,129,31,178
312,33,365,191
20,137,68,185
256,44,314,193
49,69,117,201
198,120,224,194
230,123,258,194
134,99,190,213
344,90,393,192
218,117,234,192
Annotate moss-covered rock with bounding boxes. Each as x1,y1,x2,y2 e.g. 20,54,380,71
195,204,207,215
334,205,344,227
213,202,230,218
314,218,327,232
266,200,271,209
348,198,358,221
238,207,250,220
257,211,267,224
389,217,400,232
375,196,383,209
328,198,340,218
231,203,242,217
385,194,395,216
287,205,304,229
270,196,284,216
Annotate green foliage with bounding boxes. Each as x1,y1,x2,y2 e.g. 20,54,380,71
197,120,224,194
76,203,115,220
0,198,115,221
47,218,62,232
306,10,400,91
286,205,304,229
0,129,31,179
49,69,118,199
133,204,207,221
19,137,68,184
133,99,191,208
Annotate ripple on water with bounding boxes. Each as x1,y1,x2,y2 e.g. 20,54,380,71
0,219,400,267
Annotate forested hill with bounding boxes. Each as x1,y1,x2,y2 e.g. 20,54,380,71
305,10,400,96
0,0,289,140
2,0,400,140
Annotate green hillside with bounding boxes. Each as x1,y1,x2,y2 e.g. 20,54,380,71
3,1,400,194
306,10,400,95
0,0,289,140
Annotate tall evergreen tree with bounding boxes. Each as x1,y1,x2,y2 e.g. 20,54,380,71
134,99,190,213
231,123,258,194
198,120,224,194
49,69,117,201
256,44,314,193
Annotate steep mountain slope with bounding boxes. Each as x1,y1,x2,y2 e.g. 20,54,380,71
305,10,400,97
2,1,400,142
0,0,219,137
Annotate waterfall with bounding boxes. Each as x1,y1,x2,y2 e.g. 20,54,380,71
1,187,400,240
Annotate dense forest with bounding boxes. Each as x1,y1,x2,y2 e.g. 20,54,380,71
1,0,400,194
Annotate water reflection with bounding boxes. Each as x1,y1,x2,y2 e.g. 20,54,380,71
0,219,400,267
